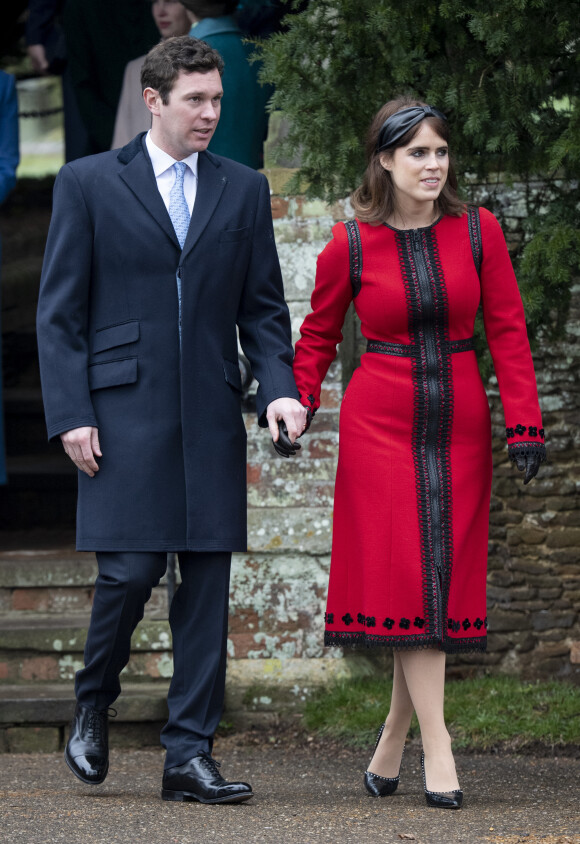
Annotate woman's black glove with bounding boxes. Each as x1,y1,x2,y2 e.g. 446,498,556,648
272,420,302,458
509,443,546,485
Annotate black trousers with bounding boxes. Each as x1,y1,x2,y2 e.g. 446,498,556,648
75,550,232,769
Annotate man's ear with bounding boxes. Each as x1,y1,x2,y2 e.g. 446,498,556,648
143,87,162,116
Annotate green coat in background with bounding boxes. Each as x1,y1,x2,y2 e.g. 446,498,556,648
190,16,270,169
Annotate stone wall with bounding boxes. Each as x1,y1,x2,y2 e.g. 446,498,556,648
231,169,580,708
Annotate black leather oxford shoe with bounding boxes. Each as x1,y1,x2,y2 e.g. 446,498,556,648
162,751,253,804
64,703,110,785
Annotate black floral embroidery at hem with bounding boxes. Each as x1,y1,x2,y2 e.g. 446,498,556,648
324,629,488,654
334,613,486,635
352,613,378,627
299,393,317,414
506,425,545,440
448,615,487,632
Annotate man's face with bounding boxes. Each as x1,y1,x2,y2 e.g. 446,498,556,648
146,69,223,160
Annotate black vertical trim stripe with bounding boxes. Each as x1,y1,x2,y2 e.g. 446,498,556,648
395,228,455,646
467,205,482,277
344,220,363,297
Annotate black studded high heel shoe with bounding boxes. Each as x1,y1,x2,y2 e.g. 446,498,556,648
421,752,463,809
364,724,404,797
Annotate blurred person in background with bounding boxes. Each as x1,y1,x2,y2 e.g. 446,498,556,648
0,71,20,485
112,0,192,149
63,0,158,155
181,0,269,168
26,0,88,161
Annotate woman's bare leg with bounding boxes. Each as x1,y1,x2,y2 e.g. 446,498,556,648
367,651,414,778
398,649,460,791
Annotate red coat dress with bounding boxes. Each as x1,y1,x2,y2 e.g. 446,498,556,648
293,209,545,653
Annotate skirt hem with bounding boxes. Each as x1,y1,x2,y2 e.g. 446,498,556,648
324,630,487,654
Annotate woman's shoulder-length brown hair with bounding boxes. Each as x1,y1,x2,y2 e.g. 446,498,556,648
351,96,465,224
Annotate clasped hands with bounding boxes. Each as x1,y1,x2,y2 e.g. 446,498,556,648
60,399,309,476
266,398,309,458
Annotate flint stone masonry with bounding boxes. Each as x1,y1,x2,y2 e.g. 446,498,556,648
237,168,579,683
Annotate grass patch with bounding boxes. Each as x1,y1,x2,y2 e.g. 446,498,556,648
303,675,580,751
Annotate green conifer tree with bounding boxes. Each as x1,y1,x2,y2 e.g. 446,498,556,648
259,0,580,340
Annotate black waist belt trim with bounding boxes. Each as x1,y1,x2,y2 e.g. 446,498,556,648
366,337,475,357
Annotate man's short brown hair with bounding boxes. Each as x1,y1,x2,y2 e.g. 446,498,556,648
141,36,224,105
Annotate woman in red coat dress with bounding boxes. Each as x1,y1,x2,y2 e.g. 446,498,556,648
292,97,545,808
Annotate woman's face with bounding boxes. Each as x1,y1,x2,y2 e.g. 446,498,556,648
379,121,449,210
151,0,191,39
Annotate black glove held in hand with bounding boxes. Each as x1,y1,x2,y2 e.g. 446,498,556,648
272,420,302,458
509,443,546,485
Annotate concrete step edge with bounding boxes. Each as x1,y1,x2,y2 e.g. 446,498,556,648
0,553,97,588
0,615,172,652
0,682,170,724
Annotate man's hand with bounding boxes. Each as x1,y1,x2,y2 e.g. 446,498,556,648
27,45,49,74
60,427,102,477
266,398,307,444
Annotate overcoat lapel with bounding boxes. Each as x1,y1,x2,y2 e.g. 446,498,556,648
117,135,180,249
116,138,227,257
181,152,228,260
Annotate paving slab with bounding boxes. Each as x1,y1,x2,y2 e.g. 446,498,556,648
0,734,578,844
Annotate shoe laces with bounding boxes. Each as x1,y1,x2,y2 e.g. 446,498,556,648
198,750,222,774
87,707,116,744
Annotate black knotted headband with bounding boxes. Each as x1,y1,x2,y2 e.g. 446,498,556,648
377,105,447,152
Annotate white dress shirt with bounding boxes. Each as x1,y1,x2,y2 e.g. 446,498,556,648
145,131,198,215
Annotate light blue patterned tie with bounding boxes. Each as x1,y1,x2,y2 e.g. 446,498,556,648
168,161,190,248
168,162,190,342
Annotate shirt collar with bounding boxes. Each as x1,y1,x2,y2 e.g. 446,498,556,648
145,131,198,179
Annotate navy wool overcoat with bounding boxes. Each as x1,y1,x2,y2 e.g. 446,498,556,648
37,134,299,551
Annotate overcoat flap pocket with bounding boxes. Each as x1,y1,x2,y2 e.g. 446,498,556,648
88,357,138,391
92,320,140,353
219,227,250,243
223,358,242,392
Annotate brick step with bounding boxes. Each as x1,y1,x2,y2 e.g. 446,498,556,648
0,546,172,615
0,614,174,685
0,681,170,753
0,656,370,752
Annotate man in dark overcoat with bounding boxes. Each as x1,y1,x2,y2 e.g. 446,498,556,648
36,35,306,803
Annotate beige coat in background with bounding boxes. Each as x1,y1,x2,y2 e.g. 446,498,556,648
111,56,150,149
